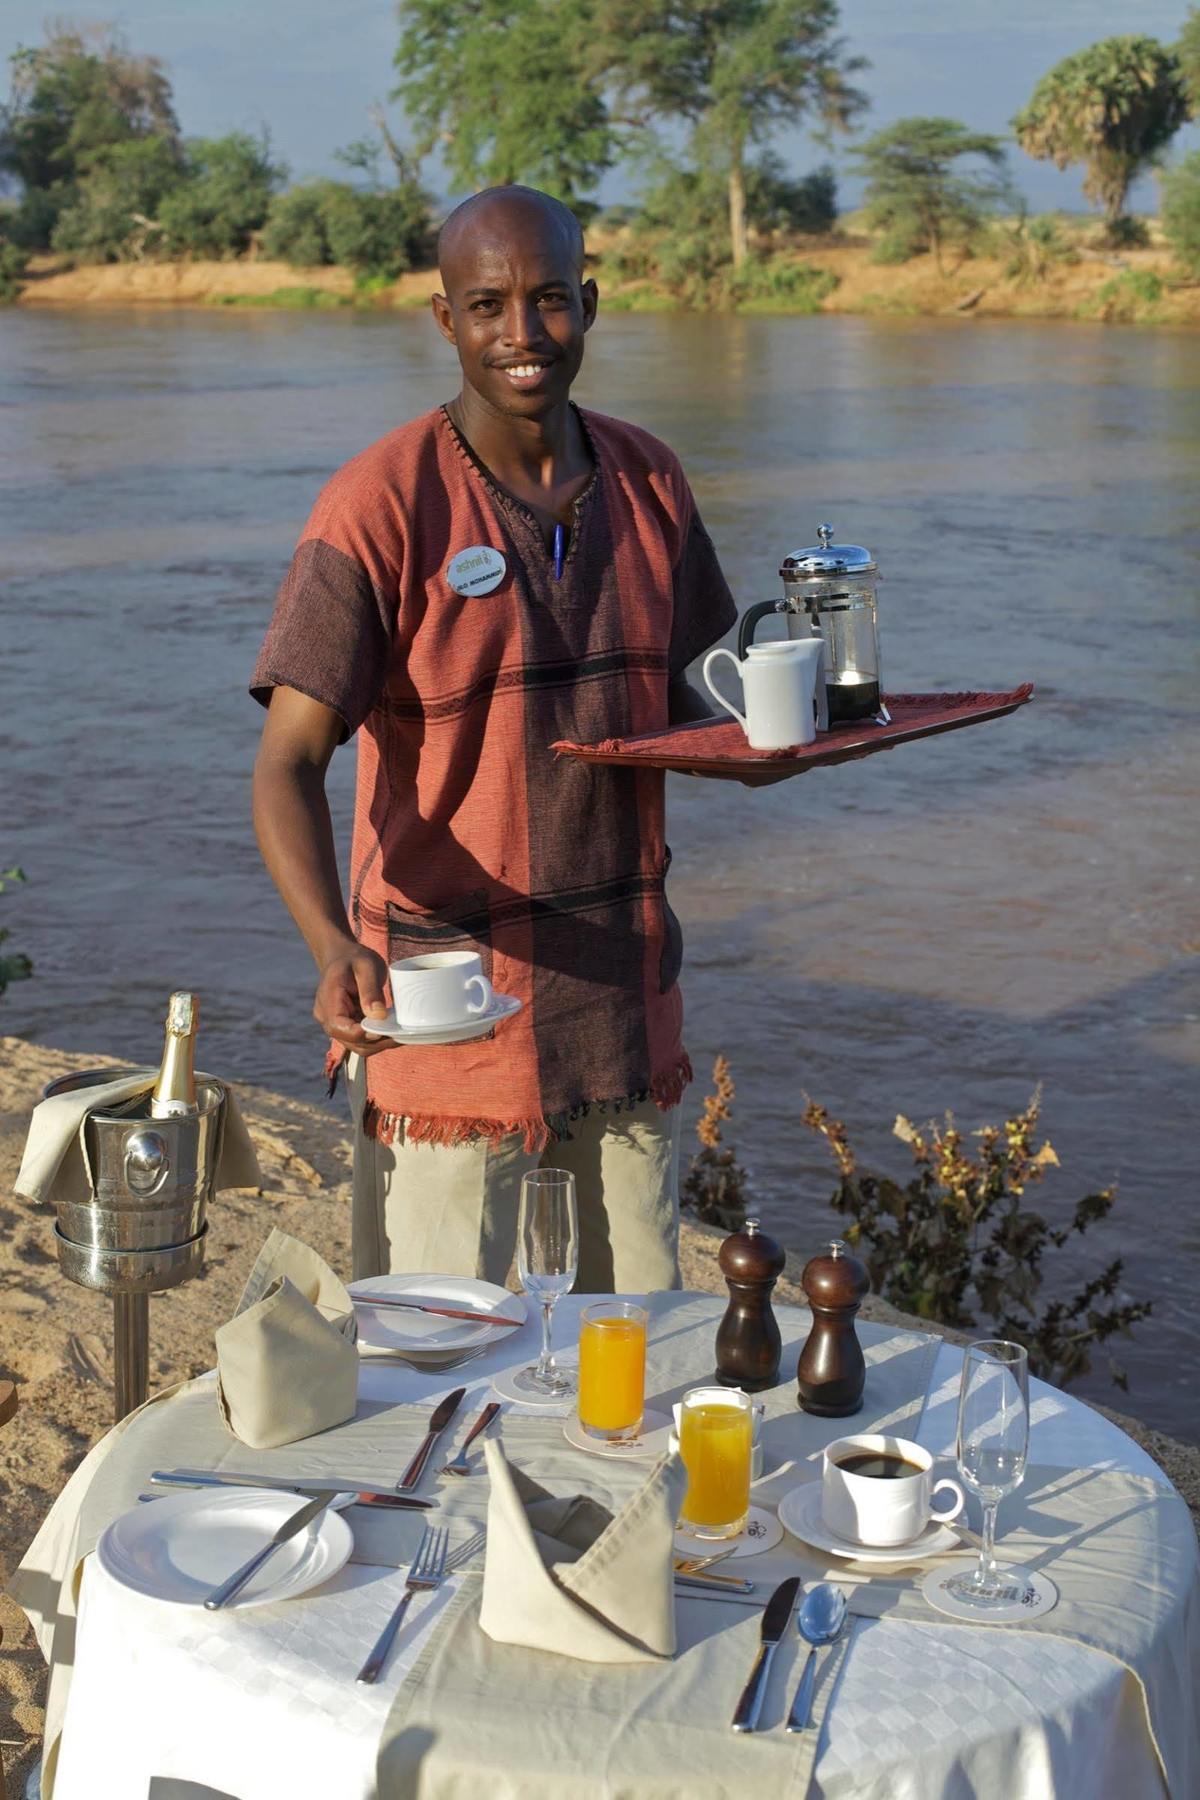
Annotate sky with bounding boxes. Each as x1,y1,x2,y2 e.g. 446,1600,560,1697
3,0,1197,216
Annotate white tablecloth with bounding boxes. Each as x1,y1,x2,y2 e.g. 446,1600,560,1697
38,1295,1188,1800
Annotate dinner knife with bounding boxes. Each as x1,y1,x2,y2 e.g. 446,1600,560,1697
203,1490,333,1611
149,1470,434,1509
353,1296,523,1329
730,1575,802,1733
397,1386,467,1491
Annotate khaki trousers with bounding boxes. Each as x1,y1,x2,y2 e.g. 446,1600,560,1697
347,1057,682,1293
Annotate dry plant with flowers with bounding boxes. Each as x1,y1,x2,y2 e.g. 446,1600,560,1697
681,1056,750,1231
801,1088,1151,1391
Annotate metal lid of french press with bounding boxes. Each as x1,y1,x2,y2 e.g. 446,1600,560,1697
781,522,876,580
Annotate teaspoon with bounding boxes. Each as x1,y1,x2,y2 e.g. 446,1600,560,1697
785,1583,848,1733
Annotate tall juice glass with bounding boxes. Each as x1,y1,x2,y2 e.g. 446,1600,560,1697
577,1301,647,1441
679,1387,753,1539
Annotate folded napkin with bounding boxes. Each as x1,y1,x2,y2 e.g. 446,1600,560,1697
478,1437,688,1663
216,1229,358,1448
15,1066,261,1209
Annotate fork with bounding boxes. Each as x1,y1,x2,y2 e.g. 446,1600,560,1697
442,1402,501,1476
356,1525,450,1685
674,1545,738,1576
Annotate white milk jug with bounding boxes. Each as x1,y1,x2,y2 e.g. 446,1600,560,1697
702,639,828,750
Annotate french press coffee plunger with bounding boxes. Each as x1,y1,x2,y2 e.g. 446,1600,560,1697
737,523,888,727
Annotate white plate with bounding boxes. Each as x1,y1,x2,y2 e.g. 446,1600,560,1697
777,1481,961,1565
361,993,522,1044
350,1274,526,1354
98,1489,354,1608
562,1408,673,1460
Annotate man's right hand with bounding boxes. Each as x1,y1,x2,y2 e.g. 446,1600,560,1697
315,945,394,1057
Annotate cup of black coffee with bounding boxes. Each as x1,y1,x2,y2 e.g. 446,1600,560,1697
822,1432,964,1547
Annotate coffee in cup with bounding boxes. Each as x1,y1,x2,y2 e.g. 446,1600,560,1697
388,951,494,1031
822,1432,964,1548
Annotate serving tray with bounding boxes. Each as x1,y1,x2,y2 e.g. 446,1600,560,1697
553,686,1033,777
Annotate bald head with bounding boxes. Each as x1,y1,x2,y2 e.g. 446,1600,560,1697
437,186,585,284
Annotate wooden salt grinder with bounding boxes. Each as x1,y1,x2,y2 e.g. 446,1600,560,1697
797,1239,870,1416
715,1218,786,1392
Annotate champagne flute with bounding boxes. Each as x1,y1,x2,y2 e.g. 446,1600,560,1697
947,1339,1030,1608
512,1169,579,1397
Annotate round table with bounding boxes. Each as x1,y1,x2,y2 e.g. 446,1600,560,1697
29,1292,1195,1800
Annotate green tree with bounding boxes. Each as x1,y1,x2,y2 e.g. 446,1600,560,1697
394,0,613,209
1177,7,1200,116
50,134,182,261
850,116,1014,271
0,23,179,247
1013,36,1189,240
1161,149,1200,275
594,0,865,267
158,134,285,258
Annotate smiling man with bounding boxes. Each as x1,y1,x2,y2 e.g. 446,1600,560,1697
250,185,737,1291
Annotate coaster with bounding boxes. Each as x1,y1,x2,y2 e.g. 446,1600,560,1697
920,1563,1058,1623
491,1355,578,1413
674,1505,783,1561
562,1409,673,1460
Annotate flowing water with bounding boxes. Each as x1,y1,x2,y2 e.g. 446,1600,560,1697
3,307,1197,1436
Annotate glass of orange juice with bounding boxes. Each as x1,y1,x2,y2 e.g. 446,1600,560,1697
577,1301,648,1441
678,1387,753,1539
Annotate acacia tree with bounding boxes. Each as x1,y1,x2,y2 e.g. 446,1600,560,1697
851,117,1014,272
1178,8,1200,117
1013,36,1189,239
393,0,614,210
593,0,866,267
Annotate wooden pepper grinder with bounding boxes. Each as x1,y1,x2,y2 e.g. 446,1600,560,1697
797,1238,870,1416
715,1217,786,1391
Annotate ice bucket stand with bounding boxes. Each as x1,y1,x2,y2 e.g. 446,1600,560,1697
42,1069,226,1421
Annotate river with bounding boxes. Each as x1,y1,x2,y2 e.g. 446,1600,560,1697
2,306,1197,1436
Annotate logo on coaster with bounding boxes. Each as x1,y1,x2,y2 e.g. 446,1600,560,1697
446,544,507,597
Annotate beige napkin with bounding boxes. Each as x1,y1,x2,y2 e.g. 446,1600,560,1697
478,1437,688,1663
15,1066,261,1208
215,1229,358,1448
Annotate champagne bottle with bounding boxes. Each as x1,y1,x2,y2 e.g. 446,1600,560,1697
149,991,199,1118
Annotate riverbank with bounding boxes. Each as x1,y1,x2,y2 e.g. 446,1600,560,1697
1,1034,1196,1793
14,234,1197,326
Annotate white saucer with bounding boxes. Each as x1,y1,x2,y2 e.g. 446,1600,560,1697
562,1408,673,1460
99,1489,354,1608
362,993,522,1045
777,1481,961,1565
674,1505,782,1560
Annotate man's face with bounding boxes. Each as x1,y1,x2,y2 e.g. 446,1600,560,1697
432,206,598,420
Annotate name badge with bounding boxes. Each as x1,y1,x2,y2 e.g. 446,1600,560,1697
446,544,507,597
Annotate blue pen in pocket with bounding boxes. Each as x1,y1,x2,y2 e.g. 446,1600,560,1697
553,522,565,580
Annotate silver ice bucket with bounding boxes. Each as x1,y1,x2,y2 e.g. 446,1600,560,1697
42,1067,225,1293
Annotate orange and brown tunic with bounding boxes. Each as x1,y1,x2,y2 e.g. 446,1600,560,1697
251,404,736,1150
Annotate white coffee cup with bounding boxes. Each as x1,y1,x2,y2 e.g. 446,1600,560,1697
821,1433,965,1548
702,638,828,750
388,951,494,1031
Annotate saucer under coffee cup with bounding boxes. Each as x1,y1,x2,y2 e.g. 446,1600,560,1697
822,1432,964,1548
388,951,494,1031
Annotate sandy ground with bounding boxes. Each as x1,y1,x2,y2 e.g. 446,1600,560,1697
1,1034,1196,1795
15,241,1199,325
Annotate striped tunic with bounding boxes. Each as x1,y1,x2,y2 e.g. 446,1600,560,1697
251,404,736,1148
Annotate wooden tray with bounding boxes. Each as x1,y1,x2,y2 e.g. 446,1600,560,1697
553,686,1034,777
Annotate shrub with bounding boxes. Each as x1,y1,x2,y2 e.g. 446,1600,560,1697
1002,213,1080,285
157,133,285,258
1078,268,1165,321
801,1090,1151,1391
0,867,33,995
1162,150,1200,276
262,178,431,280
681,1057,750,1231
0,236,27,303
50,134,182,261
728,255,837,313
